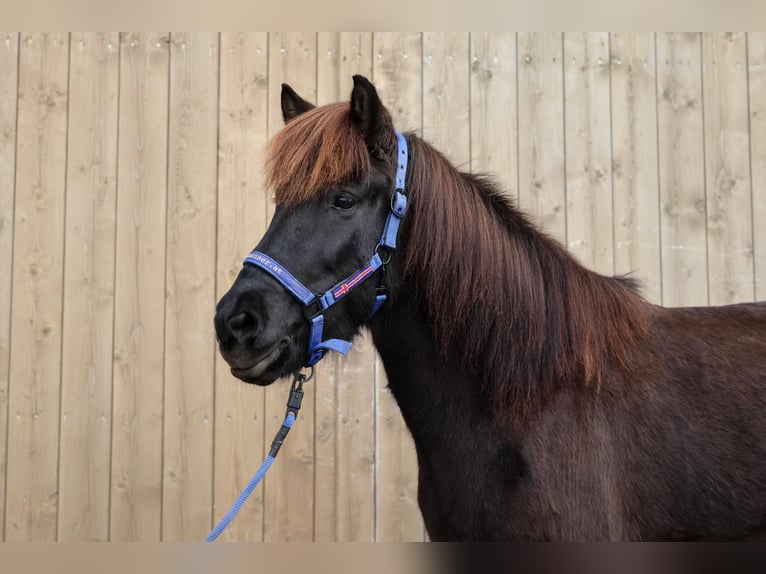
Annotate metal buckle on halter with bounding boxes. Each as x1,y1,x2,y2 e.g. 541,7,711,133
307,351,325,365
391,188,407,216
302,297,323,321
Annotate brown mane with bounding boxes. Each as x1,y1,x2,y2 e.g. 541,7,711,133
266,103,373,206
403,137,651,405
265,102,651,406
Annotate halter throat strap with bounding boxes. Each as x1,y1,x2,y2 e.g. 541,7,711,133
243,131,409,367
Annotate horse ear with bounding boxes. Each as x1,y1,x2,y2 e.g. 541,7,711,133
281,83,315,123
350,75,390,150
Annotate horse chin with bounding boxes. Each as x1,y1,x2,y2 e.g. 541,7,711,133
228,336,295,386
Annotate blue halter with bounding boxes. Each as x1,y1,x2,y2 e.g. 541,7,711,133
243,131,409,367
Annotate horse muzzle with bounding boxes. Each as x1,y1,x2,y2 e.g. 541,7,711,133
214,276,306,385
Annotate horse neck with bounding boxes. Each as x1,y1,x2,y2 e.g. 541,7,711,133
379,137,650,420
367,288,488,445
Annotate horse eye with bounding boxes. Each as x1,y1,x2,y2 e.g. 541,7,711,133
332,195,355,210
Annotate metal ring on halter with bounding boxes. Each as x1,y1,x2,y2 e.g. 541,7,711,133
374,243,392,265
294,365,314,384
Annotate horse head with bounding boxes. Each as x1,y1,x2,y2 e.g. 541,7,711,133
214,76,404,385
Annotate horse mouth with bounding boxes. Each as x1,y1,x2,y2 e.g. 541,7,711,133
230,337,291,383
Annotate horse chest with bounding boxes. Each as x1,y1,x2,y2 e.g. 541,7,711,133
414,434,527,541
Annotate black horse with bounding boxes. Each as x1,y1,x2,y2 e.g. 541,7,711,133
214,75,766,541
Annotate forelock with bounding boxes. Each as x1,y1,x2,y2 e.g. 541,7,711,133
265,102,373,207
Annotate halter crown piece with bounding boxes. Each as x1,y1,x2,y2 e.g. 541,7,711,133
243,131,409,367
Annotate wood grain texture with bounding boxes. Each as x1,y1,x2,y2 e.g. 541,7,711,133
0,32,19,543
750,33,766,301
470,32,517,198
161,32,219,541
564,32,614,275
57,32,119,542
610,33,662,304
110,33,169,541
423,33,470,169
213,32,269,542
315,32,376,542
264,32,317,542
372,32,424,542
702,33,755,305
5,32,69,541
373,33,422,137
657,33,709,307
517,33,567,244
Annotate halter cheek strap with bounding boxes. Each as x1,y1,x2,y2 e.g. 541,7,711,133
243,131,409,367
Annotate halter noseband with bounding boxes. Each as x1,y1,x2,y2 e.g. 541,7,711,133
242,131,409,367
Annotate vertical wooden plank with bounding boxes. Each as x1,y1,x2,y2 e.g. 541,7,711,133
517,33,567,244
314,32,375,542
372,32,424,542
264,32,317,542
750,33,766,301
610,33,662,304
702,33,754,305
57,32,119,542
213,32,268,542
564,32,614,275
111,32,169,542
656,33,708,307
470,33,517,198
423,33,470,168
5,32,69,541
162,32,219,541
0,32,19,543
373,34,422,135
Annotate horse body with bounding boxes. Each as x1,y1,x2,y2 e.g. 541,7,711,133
214,75,766,541
372,294,766,540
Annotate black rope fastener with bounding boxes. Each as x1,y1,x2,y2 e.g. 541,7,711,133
268,368,312,458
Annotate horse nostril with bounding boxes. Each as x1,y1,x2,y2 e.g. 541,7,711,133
228,311,258,338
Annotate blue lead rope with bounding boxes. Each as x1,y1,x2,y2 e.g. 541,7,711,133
204,447,277,542
205,372,308,542
207,132,410,541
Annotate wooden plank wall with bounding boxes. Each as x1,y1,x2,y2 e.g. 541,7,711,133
0,32,764,541
110,32,169,541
